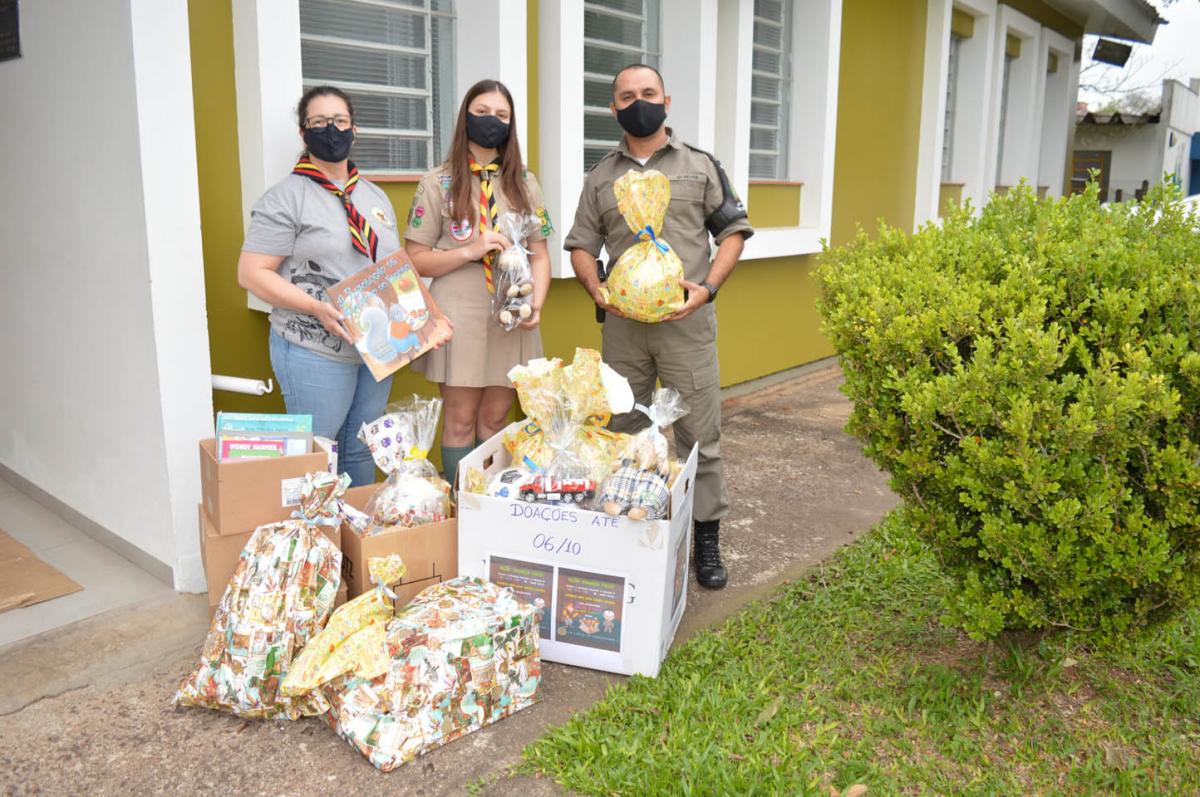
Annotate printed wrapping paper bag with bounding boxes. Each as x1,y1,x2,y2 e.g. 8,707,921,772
173,471,346,720
320,577,542,772
358,396,452,531
504,348,633,482
600,169,685,322
281,554,408,697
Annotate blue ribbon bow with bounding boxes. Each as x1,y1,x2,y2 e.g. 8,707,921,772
635,225,670,254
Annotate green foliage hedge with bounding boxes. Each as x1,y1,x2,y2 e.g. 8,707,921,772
817,183,1200,639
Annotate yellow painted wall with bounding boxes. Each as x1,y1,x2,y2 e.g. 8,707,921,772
746,183,802,228
831,0,928,246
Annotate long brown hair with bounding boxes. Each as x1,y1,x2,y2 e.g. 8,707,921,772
446,80,532,224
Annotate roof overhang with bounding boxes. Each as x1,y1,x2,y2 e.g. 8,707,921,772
1044,0,1162,43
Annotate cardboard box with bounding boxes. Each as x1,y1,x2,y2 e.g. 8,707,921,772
198,505,340,603
338,485,458,603
456,422,698,678
198,437,335,536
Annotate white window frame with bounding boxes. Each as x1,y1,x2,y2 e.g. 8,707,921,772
541,0,840,275
989,6,1043,191
582,0,663,170
232,0,525,309
1036,29,1077,199
914,0,1000,226
748,0,793,180
297,0,455,175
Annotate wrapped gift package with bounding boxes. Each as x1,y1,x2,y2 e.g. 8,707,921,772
174,472,347,720
319,576,542,771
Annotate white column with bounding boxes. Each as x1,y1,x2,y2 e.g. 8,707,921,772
457,0,529,149
954,0,998,210
790,0,843,235
914,0,953,228
714,0,754,204
989,5,1042,190
539,0,586,277
232,0,302,311
1037,29,1076,198
660,0,718,150
131,0,215,591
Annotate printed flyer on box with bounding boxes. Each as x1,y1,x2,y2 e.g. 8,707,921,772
326,250,453,381
554,567,624,652
488,556,554,640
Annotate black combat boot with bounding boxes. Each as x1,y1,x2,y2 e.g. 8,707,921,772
693,520,727,589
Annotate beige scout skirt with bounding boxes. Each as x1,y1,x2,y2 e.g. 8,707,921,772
412,261,543,388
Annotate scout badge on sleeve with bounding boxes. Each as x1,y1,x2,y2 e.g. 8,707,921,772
600,388,689,521
600,169,686,322
173,471,347,720
281,554,408,697
491,211,540,331
358,396,451,531
319,577,543,771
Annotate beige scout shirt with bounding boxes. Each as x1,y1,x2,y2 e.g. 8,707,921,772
404,162,552,251
563,129,754,284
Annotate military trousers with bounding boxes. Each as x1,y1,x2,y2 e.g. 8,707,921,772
601,304,728,522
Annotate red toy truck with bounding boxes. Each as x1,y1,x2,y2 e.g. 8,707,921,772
518,474,597,504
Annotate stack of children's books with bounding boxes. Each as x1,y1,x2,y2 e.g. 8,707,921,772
216,412,314,462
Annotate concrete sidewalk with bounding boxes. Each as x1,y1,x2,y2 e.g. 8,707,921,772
0,363,897,796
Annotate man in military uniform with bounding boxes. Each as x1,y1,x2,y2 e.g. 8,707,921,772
564,63,754,589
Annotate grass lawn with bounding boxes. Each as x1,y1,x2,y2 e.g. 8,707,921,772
519,511,1200,796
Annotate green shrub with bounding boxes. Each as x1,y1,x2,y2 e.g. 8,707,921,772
816,182,1200,639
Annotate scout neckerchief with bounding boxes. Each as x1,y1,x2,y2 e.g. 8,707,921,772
468,157,501,294
293,156,379,261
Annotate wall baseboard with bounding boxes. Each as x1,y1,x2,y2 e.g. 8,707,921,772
0,462,175,587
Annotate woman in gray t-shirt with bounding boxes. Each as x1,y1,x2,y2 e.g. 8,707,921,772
237,86,402,487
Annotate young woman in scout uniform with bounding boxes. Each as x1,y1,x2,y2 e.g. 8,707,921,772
238,85,405,487
404,79,553,483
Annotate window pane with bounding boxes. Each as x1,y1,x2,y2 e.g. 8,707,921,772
585,9,645,46
585,147,612,171
586,44,641,77
585,79,615,108
753,48,781,74
749,154,777,179
751,102,779,127
350,92,428,132
299,0,425,48
750,127,777,151
302,39,427,90
753,22,782,49
353,134,428,172
589,0,643,14
752,76,780,101
585,111,624,142
754,0,783,21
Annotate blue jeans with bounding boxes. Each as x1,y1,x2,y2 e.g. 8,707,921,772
269,331,392,487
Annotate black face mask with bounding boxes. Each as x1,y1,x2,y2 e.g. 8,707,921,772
303,124,354,162
615,99,667,138
466,113,510,149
